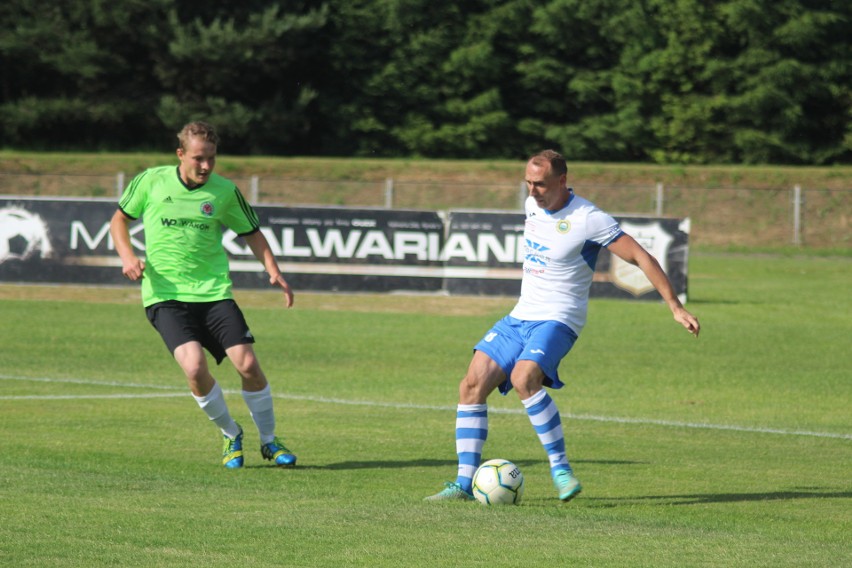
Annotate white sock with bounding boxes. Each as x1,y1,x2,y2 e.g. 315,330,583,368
242,384,276,445
193,381,240,439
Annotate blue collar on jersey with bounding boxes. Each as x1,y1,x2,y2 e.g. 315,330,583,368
544,188,574,214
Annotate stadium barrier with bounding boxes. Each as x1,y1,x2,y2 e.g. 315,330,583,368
0,197,689,301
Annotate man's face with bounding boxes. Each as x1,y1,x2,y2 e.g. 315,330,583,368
177,136,217,187
525,160,567,211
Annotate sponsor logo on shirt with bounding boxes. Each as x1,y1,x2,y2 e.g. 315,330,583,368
160,217,212,231
524,239,549,266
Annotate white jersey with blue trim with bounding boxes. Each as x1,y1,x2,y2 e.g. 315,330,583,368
509,191,623,335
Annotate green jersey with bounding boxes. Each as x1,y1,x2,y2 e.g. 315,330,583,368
119,165,260,306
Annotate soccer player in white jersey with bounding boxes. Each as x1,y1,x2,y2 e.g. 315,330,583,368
426,149,700,502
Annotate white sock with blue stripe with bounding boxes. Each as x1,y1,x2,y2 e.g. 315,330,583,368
455,403,488,493
522,389,572,476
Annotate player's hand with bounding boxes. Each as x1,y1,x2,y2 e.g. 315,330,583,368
673,307,700,338
121,257,145,281
270,273,294,308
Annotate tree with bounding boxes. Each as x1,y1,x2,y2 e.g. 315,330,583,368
155,2,328,154
0,0,173,150
718,0,851,163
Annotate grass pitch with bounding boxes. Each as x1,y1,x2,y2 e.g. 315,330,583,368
0,253,849,567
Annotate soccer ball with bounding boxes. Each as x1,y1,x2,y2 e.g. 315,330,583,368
472,459,524,505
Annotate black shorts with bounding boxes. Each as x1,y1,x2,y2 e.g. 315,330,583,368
145,299,255,365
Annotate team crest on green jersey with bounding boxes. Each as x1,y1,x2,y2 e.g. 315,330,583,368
556,220,571,234
200,202,215,216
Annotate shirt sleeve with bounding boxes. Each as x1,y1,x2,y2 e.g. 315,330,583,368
587,208,623,247
117,170,151,220
222,187,261,236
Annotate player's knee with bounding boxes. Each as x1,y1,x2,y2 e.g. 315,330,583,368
510,374,540,400
226,344,258,374
175,353,207,381
459,373,490,404
233,352,260,377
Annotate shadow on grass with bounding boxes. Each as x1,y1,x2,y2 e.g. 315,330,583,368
238,459,455,471
247,457,645,470
683,297,746,305
588,489,852,506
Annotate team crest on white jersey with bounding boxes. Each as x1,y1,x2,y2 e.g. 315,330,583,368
555,220,571,234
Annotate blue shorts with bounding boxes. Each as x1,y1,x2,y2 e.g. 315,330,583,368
474,315,578,395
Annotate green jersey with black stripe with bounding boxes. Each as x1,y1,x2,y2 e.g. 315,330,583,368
118,165,259,306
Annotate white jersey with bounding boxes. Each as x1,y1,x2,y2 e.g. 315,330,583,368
509,192,623,335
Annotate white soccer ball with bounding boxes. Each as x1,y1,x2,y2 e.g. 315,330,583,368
472,459,524,505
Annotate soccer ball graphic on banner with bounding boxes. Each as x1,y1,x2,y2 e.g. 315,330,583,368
472,459,524,505
0,206,53,265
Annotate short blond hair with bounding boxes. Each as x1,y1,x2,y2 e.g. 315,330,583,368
177,121,219,151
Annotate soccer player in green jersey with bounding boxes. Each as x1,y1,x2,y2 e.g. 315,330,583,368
109,121,297,469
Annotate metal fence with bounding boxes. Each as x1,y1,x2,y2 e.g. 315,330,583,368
0,172,848,249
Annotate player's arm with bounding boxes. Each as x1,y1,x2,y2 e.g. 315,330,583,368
109,209,145,281
607,234,700,337
242,230,294,308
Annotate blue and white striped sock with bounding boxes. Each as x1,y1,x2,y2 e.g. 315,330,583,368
455,403,488,493
522,390,572,476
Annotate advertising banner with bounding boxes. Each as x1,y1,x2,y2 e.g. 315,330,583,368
0,197,689,300
0,197,447,293
234,206,446,292
0,197,121,285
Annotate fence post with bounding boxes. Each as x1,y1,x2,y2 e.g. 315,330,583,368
655,182,664,216
116,172,125,197
250,175,259,204
385,178,394,208
792,184,803,246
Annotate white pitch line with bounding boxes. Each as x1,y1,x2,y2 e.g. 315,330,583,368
1,374,850,440
0,374,185,390
2,393,189,400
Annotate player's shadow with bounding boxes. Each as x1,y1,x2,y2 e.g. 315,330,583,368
686,297,743,305
294,458,551,470
272,457,644,471
587,488,851,507
290,459,459,470
574,459,648,465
